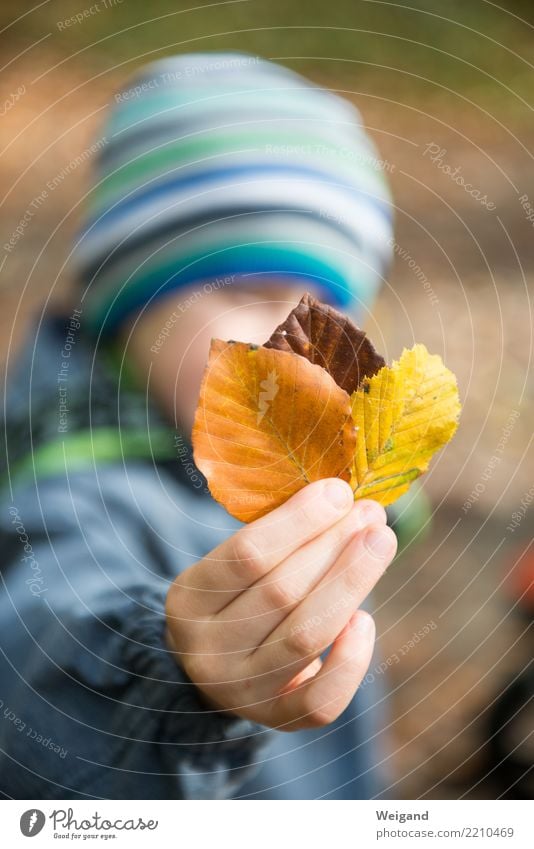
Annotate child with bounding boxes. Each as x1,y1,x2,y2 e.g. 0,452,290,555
0,53,397,799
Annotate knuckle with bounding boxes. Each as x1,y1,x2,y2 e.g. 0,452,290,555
230,531,265,583
262,578,299,611
284,623,321,660
293,500,321,535
340,562,370,598
331,521,355,551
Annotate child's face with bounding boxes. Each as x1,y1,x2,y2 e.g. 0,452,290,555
123,281,319,434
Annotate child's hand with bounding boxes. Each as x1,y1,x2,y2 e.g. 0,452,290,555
165,479,397,731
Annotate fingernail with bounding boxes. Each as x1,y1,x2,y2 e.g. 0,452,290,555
363,525,396,559
324,480,353,510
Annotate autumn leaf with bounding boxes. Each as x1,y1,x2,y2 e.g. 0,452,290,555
192,295,461,522
192,339,356,522
350,344,461,505
265,293,385,394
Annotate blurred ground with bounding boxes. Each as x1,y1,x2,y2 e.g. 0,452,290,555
1,0,533,799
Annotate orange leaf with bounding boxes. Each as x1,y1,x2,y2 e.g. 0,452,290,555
192,339,356,522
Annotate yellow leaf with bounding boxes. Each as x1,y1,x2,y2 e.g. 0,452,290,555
350,344,461,506
192,339,356,522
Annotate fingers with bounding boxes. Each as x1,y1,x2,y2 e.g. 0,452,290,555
250,523,396,687
272,610,376,730
175,478,355,615
217,499,386,649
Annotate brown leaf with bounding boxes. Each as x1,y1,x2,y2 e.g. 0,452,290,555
264,292,385,394
192,339,356,522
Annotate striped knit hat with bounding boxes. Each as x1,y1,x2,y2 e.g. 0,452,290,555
74,53,393,335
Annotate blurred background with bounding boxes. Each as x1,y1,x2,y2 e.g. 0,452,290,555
1,0,532,798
